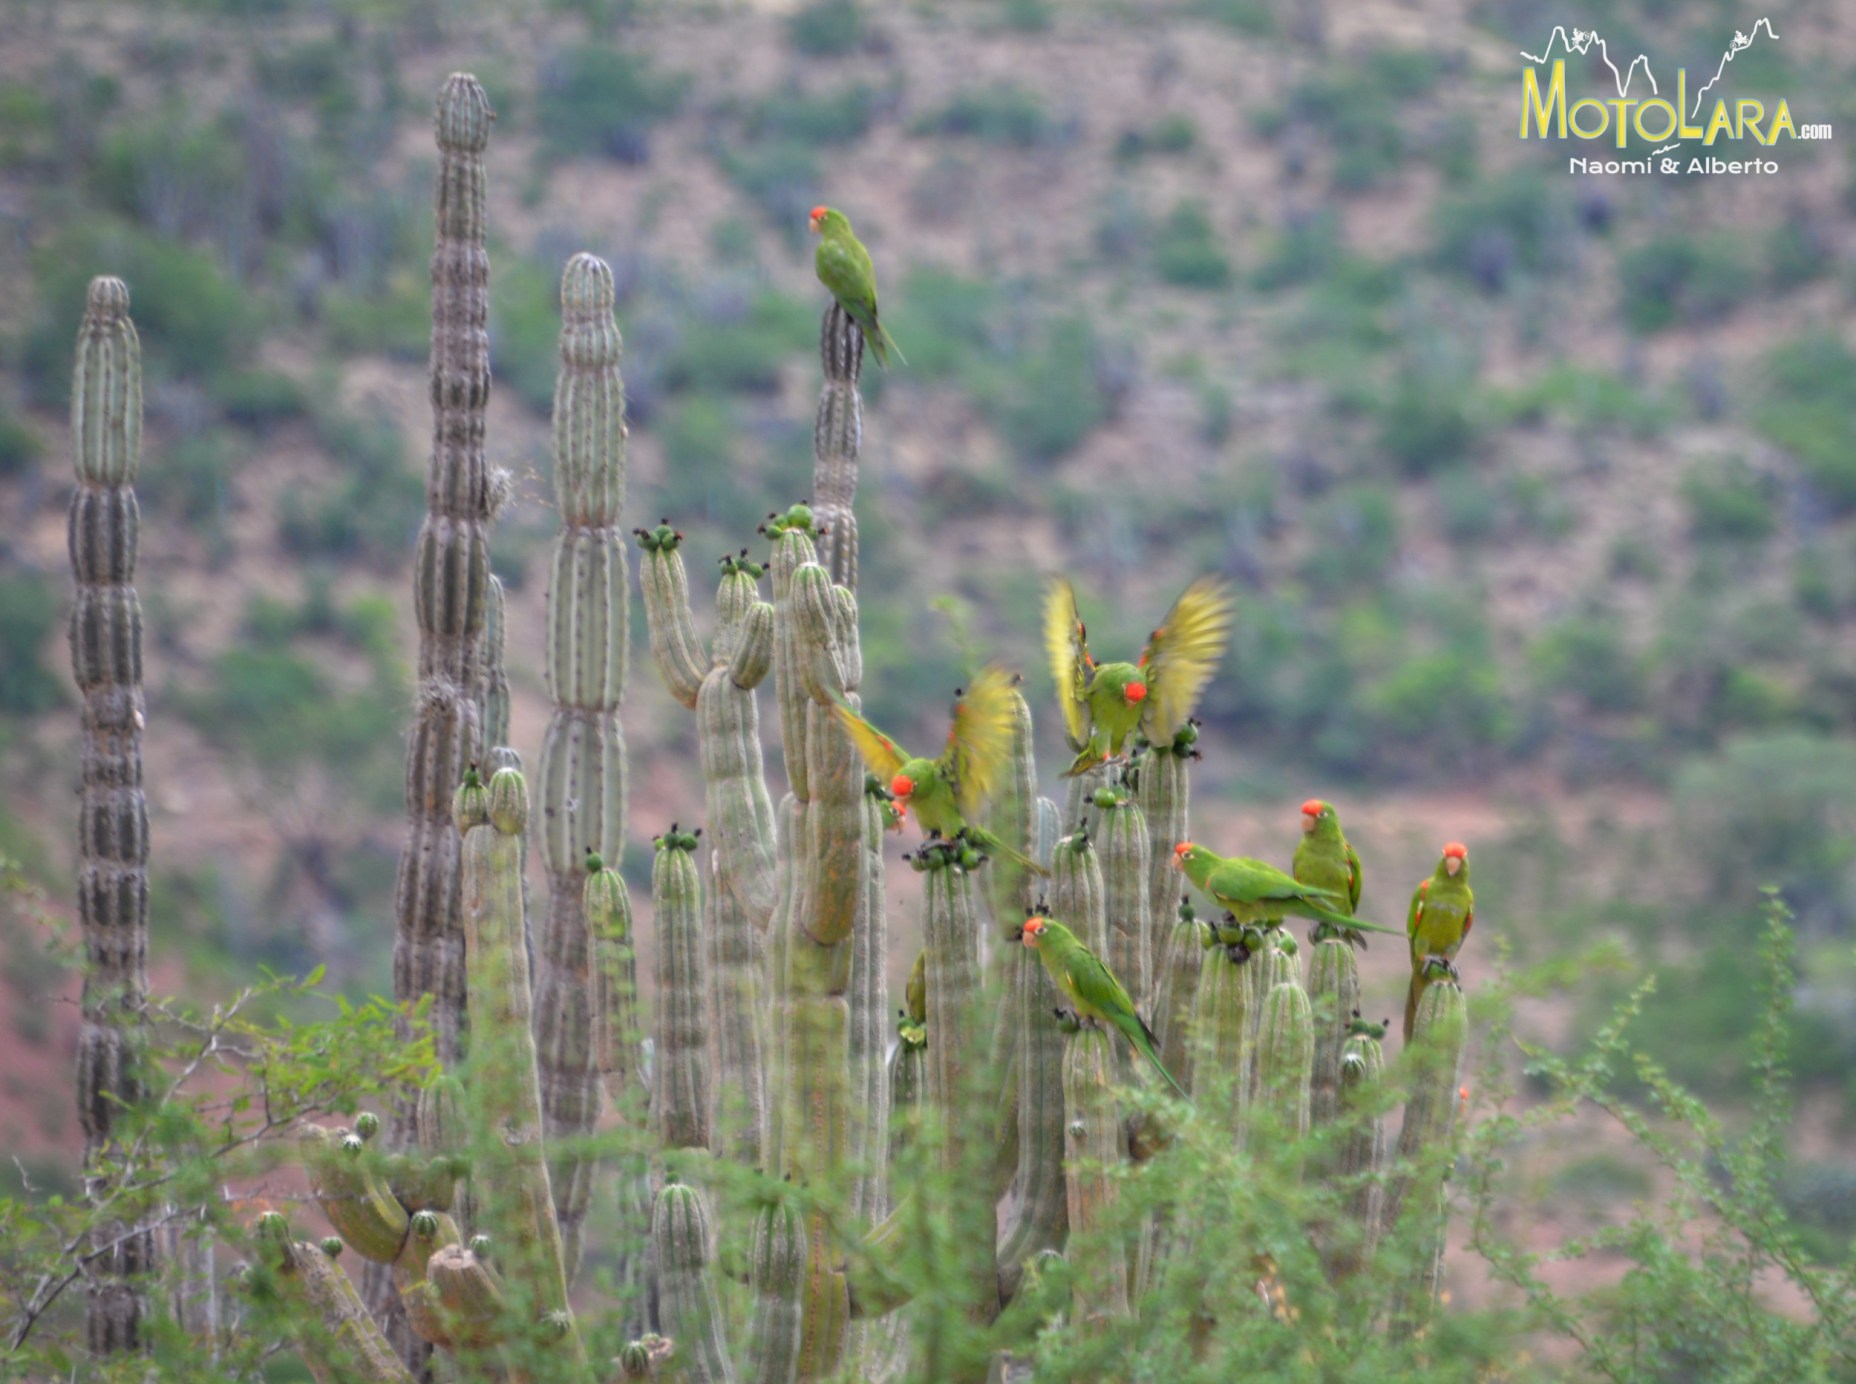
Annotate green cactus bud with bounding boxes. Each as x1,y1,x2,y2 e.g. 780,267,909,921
485,765,527,836
453,764,490,831
652,1181,737,1383
409,1210,440,1242
353,1111,380,1142
320,1237,343,1258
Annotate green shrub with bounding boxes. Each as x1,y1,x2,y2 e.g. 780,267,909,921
895,267,995,379
143,432,233,528
1263,52,1434,190
1190,0,1274,33
1767,220,1832,289
1682,456,1777,544
1528,615,1644,712
1153,200,1231,289
535,45,687,161
1113,113,1197,161
491,259,564,414
748,83,879,145
1753,333,1856,511
0,80,55,169
321,270,429,362
211,369,305,431
719,139,823,237
1431,173,1569,289
1618,233,1752,332
1250,210,1340,291
787,0,866,56
278,405,423,566
1498,364,1667,438
0,402,42,477
912,83,1058,147
1374,370,1482,475
19,223,260,408
977,315,1109,463
0,572,66,716
1301,484,1400,594
663,290,814,396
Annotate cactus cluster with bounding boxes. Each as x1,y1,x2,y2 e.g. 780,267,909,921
65,70,1476,1381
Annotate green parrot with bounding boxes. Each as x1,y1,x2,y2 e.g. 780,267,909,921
1045,576,1235,778
1292,798,1366,948
832,665,1046,876
1404,842,1474,1042
808,205,904,367
1019,913,1188,1099
1173,842,1403,937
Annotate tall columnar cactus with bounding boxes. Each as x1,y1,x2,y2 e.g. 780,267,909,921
68,274,155,1357
1387,979,1468,1329
637,528,777,1167
1062,1027,1129,1325
456,766,586,1371
1307,937,1362,1132
1132,722,1197,981
1324,1022,1387,1281
533,252,632,1266
1254,953,1315,1173
651,826,710,1154
392,71,496,1071
1187,944,1256,1127
1099,792,1151,1032
812,303,862,590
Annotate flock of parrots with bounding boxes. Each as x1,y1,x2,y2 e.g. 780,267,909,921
807,205,1477,1097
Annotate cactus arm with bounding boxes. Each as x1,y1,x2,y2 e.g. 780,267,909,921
744,1199,808,1384
67,274,156,1356
652,1181,738,1384
531,254,633,1271
1050,829,1107,959
1307,938,1362,1133
457,768,586,1370
813,304,862,590
638,537,707,709
1100,797,1151,1037
1133,724,1196,983
650,829,712,1153
258,1227,416,1384
1061,1028,1129,1324
1324,1029,1386,1281
1188,948,1255,1131
846,788,891,1224
1256,966,1315,1174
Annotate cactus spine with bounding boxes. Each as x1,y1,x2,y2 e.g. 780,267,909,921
68,274,155,1357
533,252,631,1268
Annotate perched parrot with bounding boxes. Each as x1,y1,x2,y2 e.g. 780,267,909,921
1173,842,1402,936
832,665,1046,875
1404,842,1474,1042
1019,914,1188,1099
808,205,904,367
1292,798,1366,948
1045,576,1235,777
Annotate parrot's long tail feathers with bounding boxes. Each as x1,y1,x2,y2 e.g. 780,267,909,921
874,321,906,367
1330,913,1403,937
1062,747,1105,779
1403,972,1422,1044
1003,843,1051,878
1142,1036,1191,1102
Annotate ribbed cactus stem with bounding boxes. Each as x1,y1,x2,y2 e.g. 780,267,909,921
587,859,643,1106
263,1231,415,1384
996,927,1068,1294
651,827,711,1152
68,274,155,1358
745,1198,808,1384
1133,723,1195,981
983,688,1040,1216
456,767,585,1369
480,574,512,757
301,1125,410,1263
1150,897,1206,1091
813,303,862,589
652,1180,738,1384
424,1243,508,1350
847,788,891,1224
1187,948,1255,1133
1325,1027,1386,1280
394,71,496,1070
533,252,631,1271
1307,939,1361,1132
768,517,823,801
1099,795,1151,1026
1050,827,1107,957
1387,979,1468,1232
1061,1028,1129,1324
1255,972,1314,1171
1061,764,1110,843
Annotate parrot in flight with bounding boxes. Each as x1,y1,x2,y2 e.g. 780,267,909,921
1044,575,1235,778
1019,913,1188,1099
1173,842,1402,936
809,205,904,367
1404,842,1474,1042
1292,798,1366,948
832,665,1045,875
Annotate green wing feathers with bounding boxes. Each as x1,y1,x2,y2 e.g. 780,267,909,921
940,664,1018,820
831,694,909,782
1138,575,1235,742
1043,579,1092,750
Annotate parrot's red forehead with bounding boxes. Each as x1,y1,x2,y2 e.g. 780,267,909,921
1174,841,1193,859
891,773,915,798
1444,841,1468,860
808,205,828,226
1124,680,1147,703
1301,798,1326,817
1021,916,1046,941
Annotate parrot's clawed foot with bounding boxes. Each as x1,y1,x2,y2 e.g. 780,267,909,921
1052,1006,1084,1036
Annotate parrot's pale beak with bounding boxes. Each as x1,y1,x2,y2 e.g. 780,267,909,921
1301,812,1316,834
1445,857,1461,876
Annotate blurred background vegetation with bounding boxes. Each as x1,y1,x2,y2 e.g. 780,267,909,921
2,0,1856,1338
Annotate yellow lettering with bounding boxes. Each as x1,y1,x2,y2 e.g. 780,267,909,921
1767,99,1795,142
1634,98,1677,144
1736,98,1766,142
1677,70,1704,138
1703,99,1734,145
1569,99,1609,140
1607,99,1639,147
1520,61,1567,138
